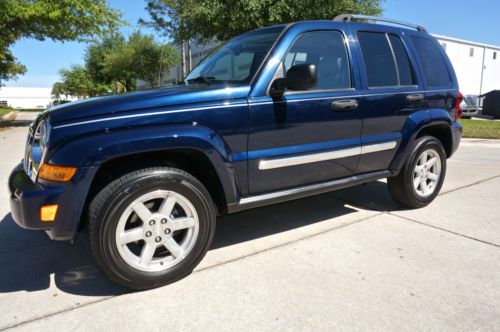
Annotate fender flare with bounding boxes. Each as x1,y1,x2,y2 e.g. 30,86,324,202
47,124,241,205
389,109,453,171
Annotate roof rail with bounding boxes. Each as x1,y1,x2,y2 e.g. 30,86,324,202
334,14,428,33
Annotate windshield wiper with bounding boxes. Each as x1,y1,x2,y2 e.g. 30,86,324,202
186,76,216,84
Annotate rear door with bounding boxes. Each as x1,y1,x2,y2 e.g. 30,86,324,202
247,28,363,194
348,24,427,173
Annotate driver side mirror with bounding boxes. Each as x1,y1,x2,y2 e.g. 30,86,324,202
270,64,317,98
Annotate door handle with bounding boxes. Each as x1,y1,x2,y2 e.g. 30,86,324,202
331,99,358,111
406,94,424,103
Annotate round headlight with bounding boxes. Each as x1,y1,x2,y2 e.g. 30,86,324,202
35,120,49,152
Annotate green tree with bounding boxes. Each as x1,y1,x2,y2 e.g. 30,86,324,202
51,82,68,101
0,0,122,84
101,32,178,91
85,33,126,87
54,32,179,97
56,65,110,99
145,0,383,42
141,0,197,76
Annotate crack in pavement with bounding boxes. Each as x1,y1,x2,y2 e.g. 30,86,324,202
328,174,500,249
387,213,500,248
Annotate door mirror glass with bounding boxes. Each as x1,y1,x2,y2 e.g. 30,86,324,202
270,63,317,98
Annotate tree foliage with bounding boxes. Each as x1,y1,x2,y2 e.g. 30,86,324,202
143,0,383,42
0,0,123,83
56,65,110,99
52,32,179,99
100,32,178,91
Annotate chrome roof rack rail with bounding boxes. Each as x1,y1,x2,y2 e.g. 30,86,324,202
334,14,428,33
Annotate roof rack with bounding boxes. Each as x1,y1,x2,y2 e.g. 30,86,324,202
334,14,428,33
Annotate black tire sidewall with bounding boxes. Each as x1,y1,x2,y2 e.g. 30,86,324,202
91,169,215,289
403,137,447,207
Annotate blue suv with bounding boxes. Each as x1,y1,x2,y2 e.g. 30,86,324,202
8,15,463,289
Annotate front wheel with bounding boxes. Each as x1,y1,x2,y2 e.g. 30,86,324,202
388,136,447,208
87,167,216,290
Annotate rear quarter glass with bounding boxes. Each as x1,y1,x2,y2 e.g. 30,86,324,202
411,36,452,87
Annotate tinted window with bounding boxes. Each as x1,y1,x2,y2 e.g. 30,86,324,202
411,37,452,86
389,35,415,86
283,31,351,91
358,32,398,87
186,27,283,84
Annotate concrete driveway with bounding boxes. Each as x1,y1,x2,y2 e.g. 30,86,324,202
0,125,499,331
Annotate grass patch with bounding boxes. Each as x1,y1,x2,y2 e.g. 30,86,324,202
461,119,500,139
0,107,13,118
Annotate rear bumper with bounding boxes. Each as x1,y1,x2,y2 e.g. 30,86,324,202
8,162,98,241
450,121,462,156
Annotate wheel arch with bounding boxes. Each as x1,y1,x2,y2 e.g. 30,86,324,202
389,109,454,171
49,125,242,230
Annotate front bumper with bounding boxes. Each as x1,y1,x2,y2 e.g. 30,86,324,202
8,162,98,241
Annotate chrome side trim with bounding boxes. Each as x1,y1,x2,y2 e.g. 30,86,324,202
239,170,392,206
361,141,397,154
258,140,397,170
259,147,361,170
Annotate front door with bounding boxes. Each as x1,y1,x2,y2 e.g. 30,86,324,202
247,30,363,194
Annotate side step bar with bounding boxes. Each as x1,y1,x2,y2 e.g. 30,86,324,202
232,170,395,213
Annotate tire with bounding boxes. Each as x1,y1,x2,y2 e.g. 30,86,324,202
388,136,447,209
87,167,216,290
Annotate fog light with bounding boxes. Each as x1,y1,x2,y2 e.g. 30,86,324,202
41,205,58,222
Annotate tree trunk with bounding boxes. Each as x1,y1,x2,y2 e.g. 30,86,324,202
180,41,186,79
187,39,192,72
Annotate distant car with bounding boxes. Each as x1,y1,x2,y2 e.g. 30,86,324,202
9,14,463,290
460,95,482,118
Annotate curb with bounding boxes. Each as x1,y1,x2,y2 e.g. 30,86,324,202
0,111,17,124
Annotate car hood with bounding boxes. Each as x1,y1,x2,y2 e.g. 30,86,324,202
47,84,250,125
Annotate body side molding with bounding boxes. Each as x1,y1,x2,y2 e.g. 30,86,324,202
232,170,394,212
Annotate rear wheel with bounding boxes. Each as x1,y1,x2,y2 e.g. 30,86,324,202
87,167,216,290
388,136,446,208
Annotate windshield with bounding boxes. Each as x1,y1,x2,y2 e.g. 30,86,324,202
185,26,284,85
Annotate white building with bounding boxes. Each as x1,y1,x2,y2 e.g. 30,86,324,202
435,35,500,96
0,87,53,109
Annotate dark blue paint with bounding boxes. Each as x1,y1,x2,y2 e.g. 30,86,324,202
9,20,462,240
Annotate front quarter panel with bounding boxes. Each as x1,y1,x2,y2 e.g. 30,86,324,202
47,123,243,206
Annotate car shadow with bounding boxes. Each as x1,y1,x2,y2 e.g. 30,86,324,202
0,182,396,297
0,120,33,129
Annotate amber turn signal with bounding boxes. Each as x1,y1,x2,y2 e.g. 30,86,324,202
40,205,59,222
38,164,77,182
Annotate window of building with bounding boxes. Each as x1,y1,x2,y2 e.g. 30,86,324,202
358,32,415,88
282,31,351,91
494,52,497,60
470,48,474,57
0,101,7,107
411,36,452,87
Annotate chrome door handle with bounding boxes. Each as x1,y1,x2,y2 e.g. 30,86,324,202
331,99,358,111
406,94,424,102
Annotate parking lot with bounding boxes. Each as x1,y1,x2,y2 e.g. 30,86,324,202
0,124,499,331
